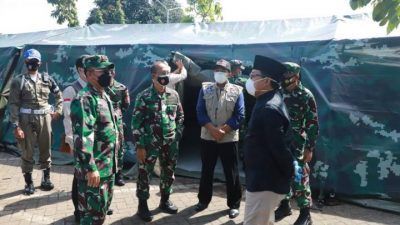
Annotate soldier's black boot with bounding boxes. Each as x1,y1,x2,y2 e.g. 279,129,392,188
115,171,126,186
293,207,312,225
275,199,292,222
40,168,54,191
137,199,153,222
23,172,35,195
159,193,178,214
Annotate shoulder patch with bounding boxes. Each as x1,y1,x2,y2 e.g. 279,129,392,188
202,82,214,95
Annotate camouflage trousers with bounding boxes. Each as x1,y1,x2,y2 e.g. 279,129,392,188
116,120,126,171
285,160,312,208
136,141,179,200
78,175,115,225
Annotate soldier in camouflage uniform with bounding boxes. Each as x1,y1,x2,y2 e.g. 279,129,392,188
275,62,319,225
228,60,248,87
106,68,130,186
132,60,184,222
9,49,63,195
228,60,251,165
70,55,119,225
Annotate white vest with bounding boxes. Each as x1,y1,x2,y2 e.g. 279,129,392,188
200,82,243,143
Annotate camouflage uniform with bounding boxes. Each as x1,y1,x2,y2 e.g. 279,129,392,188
132,85,184,200
228,75,248,88
228,75,249,141
71,56,119,225
282,82,319,208
106,80,130,170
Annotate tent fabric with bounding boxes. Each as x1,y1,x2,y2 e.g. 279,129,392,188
26,14,400,46
0,14,399,201
0,28,79,48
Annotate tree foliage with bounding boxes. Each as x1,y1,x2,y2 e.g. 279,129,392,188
48,0,191,25
350,0,400,33
87,0,126,25
47,0,79,27
86,0,184,25
185,0,223,23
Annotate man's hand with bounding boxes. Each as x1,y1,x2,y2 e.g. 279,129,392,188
174,59,184,70
137,148,146,164
14,127,25,140
205,123,225,142
219,124,232,134
303,148,313,163
51,112,61,120
211,127,225,142
87,171,100,187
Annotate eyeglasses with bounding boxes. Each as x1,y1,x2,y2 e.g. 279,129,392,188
159,70,171,76
249,72,263,79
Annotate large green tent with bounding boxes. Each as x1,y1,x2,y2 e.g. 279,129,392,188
0,14,399,202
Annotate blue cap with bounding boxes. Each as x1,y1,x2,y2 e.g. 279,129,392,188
23,49,41,61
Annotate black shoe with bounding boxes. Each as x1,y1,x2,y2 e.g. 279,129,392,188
137,199,153,222
195,202,208,212
294,208,312,225
275,199,292,222
74,210,81,223
107,209,113,215
159,194,178,214
24,183,35,195
41,168,54,191
228,208,239,219
23,173,35,195
115,171,126,186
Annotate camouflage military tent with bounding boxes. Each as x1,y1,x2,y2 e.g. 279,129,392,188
0,14,399,202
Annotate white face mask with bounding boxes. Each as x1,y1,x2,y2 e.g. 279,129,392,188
214,72,228,84
245,79,256,96
246,77,271,96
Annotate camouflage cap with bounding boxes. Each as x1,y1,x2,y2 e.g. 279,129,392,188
282,62,301,78
84,55,114,69
230,59,245,70
215,59,231,72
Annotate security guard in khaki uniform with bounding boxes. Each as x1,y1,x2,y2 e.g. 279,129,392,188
9,49,63,195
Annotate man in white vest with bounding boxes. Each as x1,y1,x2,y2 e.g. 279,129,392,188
195,59,245,219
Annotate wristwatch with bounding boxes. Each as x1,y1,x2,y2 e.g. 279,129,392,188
12,123,19,129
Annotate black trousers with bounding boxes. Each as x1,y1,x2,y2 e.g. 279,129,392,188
198,139,242,209
72,175,79,214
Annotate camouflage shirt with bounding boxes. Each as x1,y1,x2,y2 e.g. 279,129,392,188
70,84,119,179
106,80,130,118
132,85,184,149
228,75,248,88
282,82,319,158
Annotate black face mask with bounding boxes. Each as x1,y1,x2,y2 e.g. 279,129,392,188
157,75,170,86
26,59,40,71
98,71,112,87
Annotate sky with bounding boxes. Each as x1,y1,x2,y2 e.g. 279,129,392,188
0,0,371,34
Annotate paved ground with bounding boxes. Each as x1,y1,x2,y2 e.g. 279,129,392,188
0,152,399,225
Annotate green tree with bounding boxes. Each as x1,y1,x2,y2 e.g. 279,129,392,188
86,0,126,25
47,0,80,27
86,0,184,24
86,8,104,25
185,0,223,23
122,0,184,24
350,0,400,33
